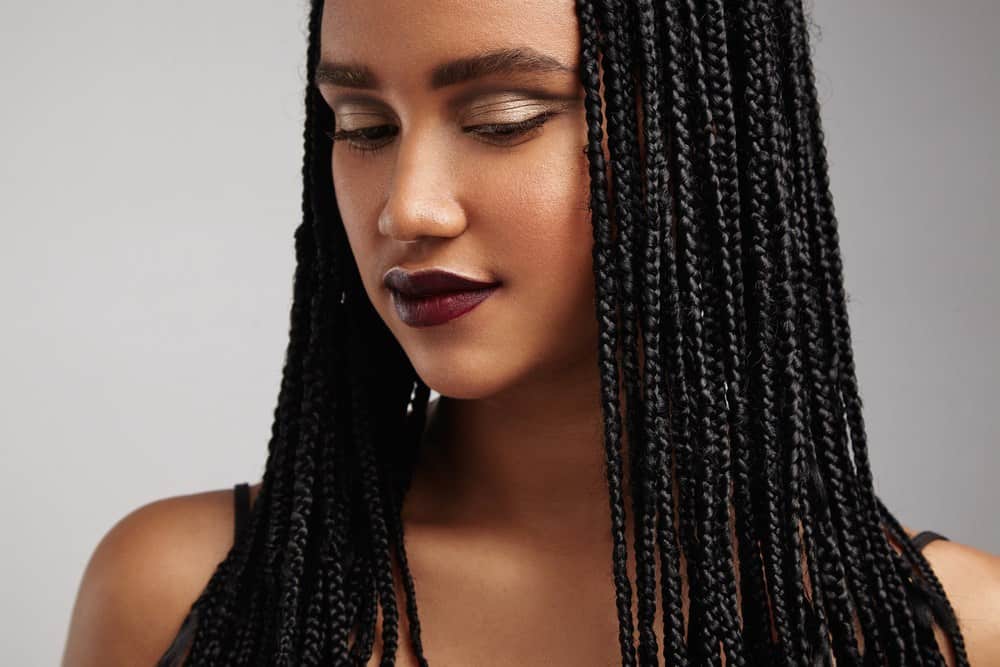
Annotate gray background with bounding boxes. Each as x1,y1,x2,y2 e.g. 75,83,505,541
1,2,996,665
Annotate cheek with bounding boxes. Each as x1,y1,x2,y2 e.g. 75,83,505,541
510,160,592,287
480,134,597,347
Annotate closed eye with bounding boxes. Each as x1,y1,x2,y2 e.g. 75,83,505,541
324,125,398,154
323,110,560,155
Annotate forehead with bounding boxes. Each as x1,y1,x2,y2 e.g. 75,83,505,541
320,0,581,87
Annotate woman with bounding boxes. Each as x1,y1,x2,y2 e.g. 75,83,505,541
63,0,1000,665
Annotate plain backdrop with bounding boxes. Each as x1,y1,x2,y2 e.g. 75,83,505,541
1,2,997,665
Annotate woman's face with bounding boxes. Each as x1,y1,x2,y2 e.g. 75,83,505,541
318,0,601,400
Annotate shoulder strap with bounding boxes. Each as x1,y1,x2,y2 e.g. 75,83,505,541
910,530,949,551
156,608,198,667
234,482,251,540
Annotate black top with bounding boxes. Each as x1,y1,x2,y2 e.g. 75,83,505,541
157,483,950,665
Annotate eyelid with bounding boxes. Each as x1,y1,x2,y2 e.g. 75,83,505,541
458,96,556,124
332,93,574,129
330,110,555,141
332,107,393,127
445,83,581,113
327,109,559,156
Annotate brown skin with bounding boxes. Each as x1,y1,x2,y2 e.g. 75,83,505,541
62,1,1000,665
60,479,1000,666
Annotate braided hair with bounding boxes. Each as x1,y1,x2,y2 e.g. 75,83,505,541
168,0,970,664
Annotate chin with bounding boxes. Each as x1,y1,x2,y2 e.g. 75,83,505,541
404,348,518,401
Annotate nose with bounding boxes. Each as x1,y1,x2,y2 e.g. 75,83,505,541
377,128,468,243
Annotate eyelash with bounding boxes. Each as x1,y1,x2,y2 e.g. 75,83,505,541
322,110,558,156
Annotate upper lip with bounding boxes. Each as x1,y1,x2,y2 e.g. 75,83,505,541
383,267,500,297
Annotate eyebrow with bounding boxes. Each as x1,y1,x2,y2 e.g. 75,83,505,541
314,46,574,91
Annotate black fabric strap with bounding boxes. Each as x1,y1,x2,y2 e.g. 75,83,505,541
156,608,198,667
234,482,251,540
910,530,949,551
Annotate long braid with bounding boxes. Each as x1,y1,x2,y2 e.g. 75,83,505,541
773,1,967,663
744,0,814,662
878,498,969,666
385,382,432,667
792,18,910,665
270,0,347,659
592,0,661,664
778,48,842,661
273,165,325,665
644,0,701,662
298,327,350,665
577,2,639,665
681,1,749,663
162,2,971,665
658,2,717,663
774,3,862,664
346,334,400,666
774,1,909,662
724,0,797,662
634,1,688,665
779,6,883,653
700,1,773,662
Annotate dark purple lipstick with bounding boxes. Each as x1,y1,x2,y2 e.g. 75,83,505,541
383,267,500,328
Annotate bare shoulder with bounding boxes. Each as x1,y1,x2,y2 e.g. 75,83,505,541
900,526,1000,666
62,482,262,667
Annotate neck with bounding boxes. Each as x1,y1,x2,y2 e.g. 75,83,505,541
402,358,635,546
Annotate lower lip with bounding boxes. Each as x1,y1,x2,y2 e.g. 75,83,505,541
391,285,500,328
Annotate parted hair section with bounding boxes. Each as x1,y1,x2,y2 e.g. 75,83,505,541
160,0,969,665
